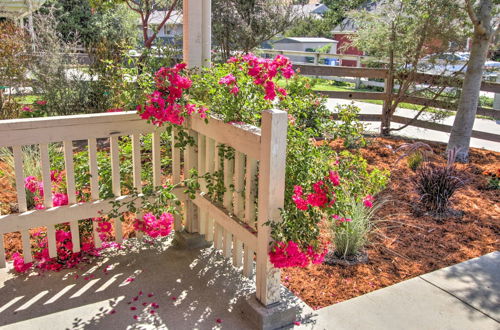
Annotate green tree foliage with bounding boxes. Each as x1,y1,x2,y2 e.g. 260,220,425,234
212,0,296,61
286,0,364,37
350,0,469,135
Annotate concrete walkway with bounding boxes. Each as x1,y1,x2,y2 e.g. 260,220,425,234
0,237,498,329
300,251,500,330
326,99,500,152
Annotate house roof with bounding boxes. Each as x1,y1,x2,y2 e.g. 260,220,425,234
291,3,329,18
140,10,183,26
332,1,378,33
274,37,338,44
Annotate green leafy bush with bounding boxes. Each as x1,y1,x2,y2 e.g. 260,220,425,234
332,104,366,149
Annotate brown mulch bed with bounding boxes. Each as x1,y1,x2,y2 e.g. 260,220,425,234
282,136,500,309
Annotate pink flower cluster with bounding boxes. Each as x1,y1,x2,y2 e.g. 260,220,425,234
332,214,351,224
292,171,340,211
226,54,294,100
137,63,207,126
133,212,174,238
363,195,374,208
25,171,69,209
269,241,327,268
12,229,100,273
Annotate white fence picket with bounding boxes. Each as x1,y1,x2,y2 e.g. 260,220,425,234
110,135,123,243
63,140,76,204
13,145,27,213
244,157,258,228
204,137,215,242
152,131,162,187
0,234,5,268
198,134,207,234
40,143,57,258
88,138,101,248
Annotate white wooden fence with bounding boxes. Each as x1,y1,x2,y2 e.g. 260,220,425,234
0,109,287,307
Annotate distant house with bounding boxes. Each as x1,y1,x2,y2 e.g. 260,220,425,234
332,1,377,66
139,10,183,46
0,0,45,20
272,37,338,63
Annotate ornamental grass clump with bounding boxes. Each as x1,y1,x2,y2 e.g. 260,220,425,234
330,195,378,258
412,148,466,215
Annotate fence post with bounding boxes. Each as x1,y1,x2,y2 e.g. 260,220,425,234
355,57,362,89
494,73,500,115
255,109,288,306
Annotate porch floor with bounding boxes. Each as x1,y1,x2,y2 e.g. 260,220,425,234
0,237,262,329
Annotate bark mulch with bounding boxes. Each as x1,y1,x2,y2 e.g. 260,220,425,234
282,136,499,309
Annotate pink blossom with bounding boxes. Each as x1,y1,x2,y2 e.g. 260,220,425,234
22,106,32,112
363,195,374,208
36,100,47,106
328,171,340,186
230,86,239,95
218,74,236,85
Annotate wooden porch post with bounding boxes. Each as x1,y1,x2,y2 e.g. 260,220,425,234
183,0,211,68
255,109,288,306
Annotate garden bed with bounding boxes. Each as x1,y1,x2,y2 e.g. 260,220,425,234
282,136,499,309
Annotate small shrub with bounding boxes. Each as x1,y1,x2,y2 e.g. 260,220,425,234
395,142,433,171
332,104,366,149
482,169,500,190
330,195,378,258
412,149,466,215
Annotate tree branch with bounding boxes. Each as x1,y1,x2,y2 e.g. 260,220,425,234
145,0,179,47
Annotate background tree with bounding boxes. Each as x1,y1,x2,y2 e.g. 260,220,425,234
350,0,468,136
212,0,296,61
0,21,31,119
91,0,180,49
447,0,499,162
286,0,364,38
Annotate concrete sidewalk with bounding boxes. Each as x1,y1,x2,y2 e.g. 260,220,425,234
326,99,500,152
300,251,500,330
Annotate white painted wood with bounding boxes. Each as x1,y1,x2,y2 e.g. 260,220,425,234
244,157,258,228
243,245,254,278
0,114,164,148
110,135,121,197
183,0,203,68
152,131,162,187
185,130,198,233
63,140,76,204
202,0,211,66
204,137,215,241
114,218,123,243
0,234,5,268
110,135,123,243
223,230,232,258
39,143,53,208
232,236,243,268
13,145,27,213
131,134,142,194
192,195,257,251
88,138,101,248
70,220,80,253
172,128,181,184
233,151,245,219
255,110,288,306
88,138,99,201
223,156,234,213
21,230,32,263
190,116,261,160
0,188,186,234
214,223,223,250
198,134,207,234
46,225,57,258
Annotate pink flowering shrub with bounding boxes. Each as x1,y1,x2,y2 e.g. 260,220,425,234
189,54,295,125
137,63,207,126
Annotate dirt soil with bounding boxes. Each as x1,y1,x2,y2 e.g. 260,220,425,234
282,136,499,309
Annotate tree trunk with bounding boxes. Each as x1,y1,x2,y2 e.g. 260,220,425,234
447,0,494,162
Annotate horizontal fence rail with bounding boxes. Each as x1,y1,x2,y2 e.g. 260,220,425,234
293,64,500,143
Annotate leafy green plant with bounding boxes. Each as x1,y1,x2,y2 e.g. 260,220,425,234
332,104,366,149
407,151,424,171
